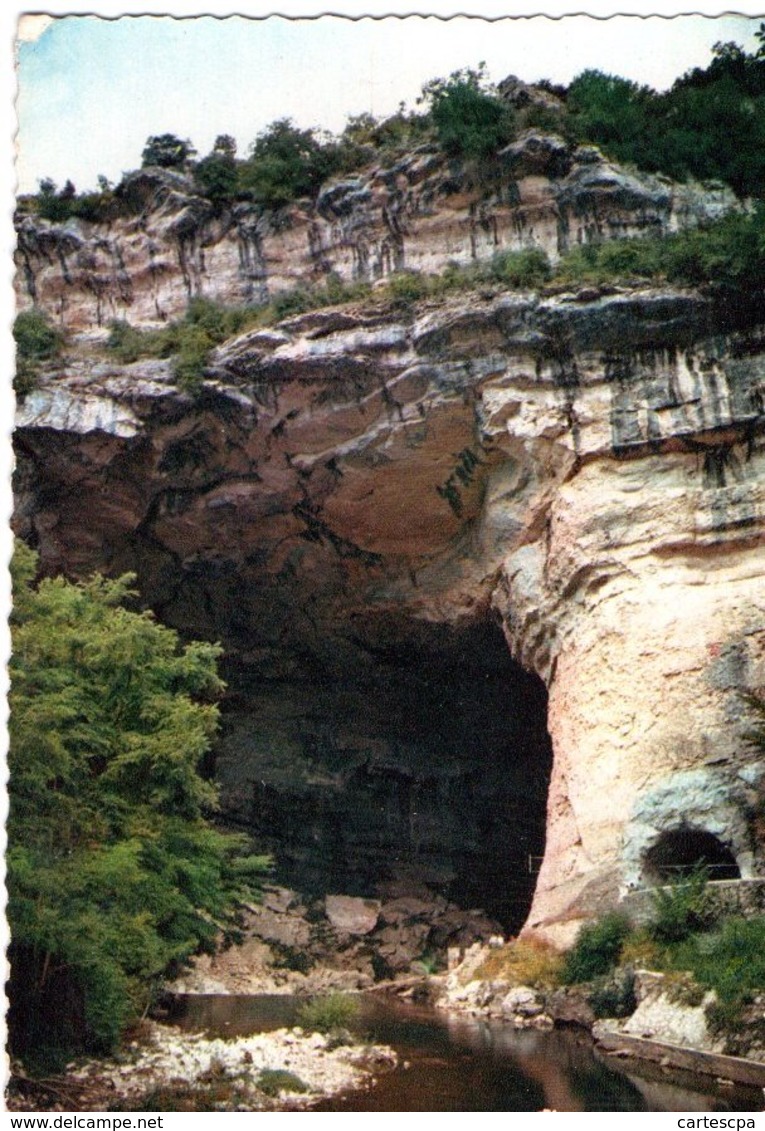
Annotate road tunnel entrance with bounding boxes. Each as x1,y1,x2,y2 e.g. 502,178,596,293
644,827,741,883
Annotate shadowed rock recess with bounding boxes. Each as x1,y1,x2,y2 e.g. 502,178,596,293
13,131,765,945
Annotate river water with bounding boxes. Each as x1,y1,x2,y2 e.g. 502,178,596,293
169,994,763,1112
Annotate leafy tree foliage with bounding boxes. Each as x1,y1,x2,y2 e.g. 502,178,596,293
566,71,654,165
211,133,237,159
13,310,63,397
195,135,239,206
34,177,116,225
141,133,197,170
7,544,269,1064
419,64,514,162
339,105,431,164
36,178,75,222
238,118,342,208
566,39,765,199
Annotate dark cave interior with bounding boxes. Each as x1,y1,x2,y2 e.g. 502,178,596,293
218,619,554,932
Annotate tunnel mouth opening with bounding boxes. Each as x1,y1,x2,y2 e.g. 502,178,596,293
643,827,741,884
219,617,553,935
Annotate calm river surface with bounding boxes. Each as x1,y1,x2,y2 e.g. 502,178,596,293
169,994,763,1113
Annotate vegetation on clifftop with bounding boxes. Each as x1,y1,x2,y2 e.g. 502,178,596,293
418,64,515,162
565,30,765,197
22,28,765,225
19,32,765,400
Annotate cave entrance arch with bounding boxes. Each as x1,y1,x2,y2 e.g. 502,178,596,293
643,827,741,883
224,617,554,935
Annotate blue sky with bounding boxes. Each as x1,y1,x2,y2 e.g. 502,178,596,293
15,11,763,194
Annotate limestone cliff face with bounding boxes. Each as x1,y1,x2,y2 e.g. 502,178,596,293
15,284,765,942
15,133,734,333
13,143,765,944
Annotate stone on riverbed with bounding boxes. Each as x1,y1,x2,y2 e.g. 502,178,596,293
325,894,381,935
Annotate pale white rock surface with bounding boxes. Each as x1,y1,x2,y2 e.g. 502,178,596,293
67,1022,396,1109
598,971,725,1053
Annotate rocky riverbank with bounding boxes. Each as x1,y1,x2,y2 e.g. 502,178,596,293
7,1022,397,1112
169,884,501,995
7,884,490,1112
12,926,765,1112
434,941,765,1086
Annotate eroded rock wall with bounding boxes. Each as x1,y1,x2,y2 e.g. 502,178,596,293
15,136,734,333
14,283,765,942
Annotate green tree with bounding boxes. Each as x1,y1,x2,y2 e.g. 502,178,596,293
194,134,239,205
566,70,652,164
35,177,115,225
7,543,269,1064
195,152,238,205
419,64,514,162
141,133,197,170
211,133,237,159
238,118,341,208
36,177,74,222
565,40,765,199
756,23,765,60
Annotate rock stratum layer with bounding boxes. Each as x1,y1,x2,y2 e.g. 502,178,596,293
15,131,734,332
14,143,765,945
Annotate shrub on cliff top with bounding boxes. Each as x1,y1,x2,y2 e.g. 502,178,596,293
141,133,197,170
419,64,515,162
563,39,765,200
195,136,239,206
239,118,343,209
